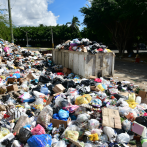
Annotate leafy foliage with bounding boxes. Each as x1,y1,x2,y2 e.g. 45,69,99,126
80,0,147,55
0,8,11,41
13,22,81,47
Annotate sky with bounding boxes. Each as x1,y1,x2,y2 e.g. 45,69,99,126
0,0,90,30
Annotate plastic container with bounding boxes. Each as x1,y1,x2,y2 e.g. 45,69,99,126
136,96,141,104
40,85,49,95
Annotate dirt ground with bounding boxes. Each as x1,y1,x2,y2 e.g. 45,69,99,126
113,58,147,90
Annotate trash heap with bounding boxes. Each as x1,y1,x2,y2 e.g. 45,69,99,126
55,38,113,54
0,39,147,147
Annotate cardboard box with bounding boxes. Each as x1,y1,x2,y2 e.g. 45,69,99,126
27,73,35,80
19,78,28,85
90,86,99,91
102,108,121,129
50,117,71,128
6,78,17,85
0,88,6,95
89,76,97,80
62,67,72,75
137,90,147,103
53,84,65,93
82,47,87,52
68,138,83,147
7,84,18,92
46,96,54,105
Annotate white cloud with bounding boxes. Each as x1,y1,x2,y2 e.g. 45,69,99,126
0,0,59,26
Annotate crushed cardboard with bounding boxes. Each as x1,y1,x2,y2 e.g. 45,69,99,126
102,108,121,129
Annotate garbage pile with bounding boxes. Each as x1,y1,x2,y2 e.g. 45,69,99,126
55,38,113,54
0,38,147,147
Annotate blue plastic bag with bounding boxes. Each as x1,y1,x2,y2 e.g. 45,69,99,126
27,134,52,147
13,73,20,78
58,109,69,119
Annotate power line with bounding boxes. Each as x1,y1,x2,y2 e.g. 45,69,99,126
11,0,16,9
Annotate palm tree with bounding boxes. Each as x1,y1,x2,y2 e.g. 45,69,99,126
66,16,80,32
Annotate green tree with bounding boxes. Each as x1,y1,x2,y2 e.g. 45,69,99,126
0,8,11,41
80,0,147,56
66,16,80,32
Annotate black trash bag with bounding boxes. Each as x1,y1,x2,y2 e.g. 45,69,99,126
62,80,68,88
26,110,34,117
52,78,64,86
18,127,32,143
81,80,91,86
89,80,96,86
53,107,61,114
60,100,70,108
82,41,89,46
113,94,126,100
47,84,54,96
115,128,125,134
2,139,14,147
39,75,51,83
45,71,51,75
31,85,41,92
2,95,10,102
127,85,134,91
135,116,147,127
117,85,122,90
67,81,76,88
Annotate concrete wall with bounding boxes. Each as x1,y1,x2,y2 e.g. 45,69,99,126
52,50,115,78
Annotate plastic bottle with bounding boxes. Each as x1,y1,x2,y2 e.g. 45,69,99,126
40,85,49,95
136,96,141,104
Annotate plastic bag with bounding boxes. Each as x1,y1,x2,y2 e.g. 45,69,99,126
74,107,86,115
13,115,31,135
37,111,51,128
122,120,131,131
0,127,10,139
65,130,79,141
97,84,105,92
27,134,52,147
64,105,79,113
117,98,129,107
103,127,117,143
54,140,67,147
42,105,53,116
58,109,69,119
67,88,78,97
99,134,108,143
90,99,102,107
88,119,100,130
76,113,90,123
54,96,65,108
109,88,119,95
31,124,45,135
91,129,102,136
75,94,92,105
128,93,136,102
116,133,130,143
18,127,32,143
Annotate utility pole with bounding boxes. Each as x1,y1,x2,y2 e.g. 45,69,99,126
51,26,54,48
20,28,32,47
8,0,14,43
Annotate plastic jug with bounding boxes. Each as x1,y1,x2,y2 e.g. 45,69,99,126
136,96,141,104
40,85,49,95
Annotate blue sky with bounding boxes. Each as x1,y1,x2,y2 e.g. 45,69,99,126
0,0,89,28
47,0,88,29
